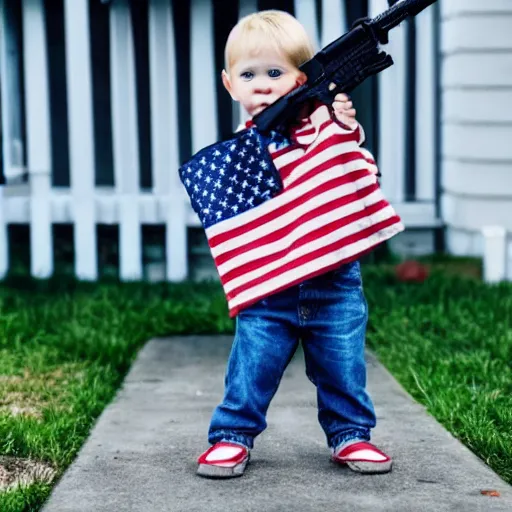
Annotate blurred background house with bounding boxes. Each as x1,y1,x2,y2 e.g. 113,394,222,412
0,0,510,282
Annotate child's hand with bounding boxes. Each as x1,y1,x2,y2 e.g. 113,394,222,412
332,92,358,129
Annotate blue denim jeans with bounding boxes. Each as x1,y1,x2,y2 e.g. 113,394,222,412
208,260,376,450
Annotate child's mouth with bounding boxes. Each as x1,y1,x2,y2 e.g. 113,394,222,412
254,103,269,114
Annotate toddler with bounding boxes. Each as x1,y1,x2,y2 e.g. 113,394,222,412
197,10,392,478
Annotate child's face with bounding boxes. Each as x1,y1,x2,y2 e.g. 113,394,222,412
222,48,306,117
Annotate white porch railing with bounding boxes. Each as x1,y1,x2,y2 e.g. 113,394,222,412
0,0,449,282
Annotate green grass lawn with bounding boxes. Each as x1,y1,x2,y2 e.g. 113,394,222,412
0,264,510,511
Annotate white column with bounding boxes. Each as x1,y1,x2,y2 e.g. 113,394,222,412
64,0,97,280
369,0,406,203
110,0,142,280
294,0,320,51
234,0,258,130
508,238,512,282
320,0,347,48
149,0,187,281
22,0,53,278
482,226,507,283
190,0,218,153
0,186,7,278
415,5,436,202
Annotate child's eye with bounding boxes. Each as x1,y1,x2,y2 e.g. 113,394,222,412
268,69,282,78
240,71,254,80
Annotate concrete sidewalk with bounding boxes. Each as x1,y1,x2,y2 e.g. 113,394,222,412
43,336,511,512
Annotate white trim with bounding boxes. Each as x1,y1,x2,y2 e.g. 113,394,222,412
22,0,53,278
415,7,436,201
3,189,198,226
149,0,187,280
110,0,142,280
320,0,347,48
0,192,445,231
190,0,218,154
392,201,441,228
64,0,97,280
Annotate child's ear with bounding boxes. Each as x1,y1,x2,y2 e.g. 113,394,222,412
296,72,307,87
222,70,237,100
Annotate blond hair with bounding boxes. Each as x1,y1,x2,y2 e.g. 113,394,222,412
224,10,315,73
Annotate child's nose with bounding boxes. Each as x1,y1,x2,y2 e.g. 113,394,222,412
253,80,272,95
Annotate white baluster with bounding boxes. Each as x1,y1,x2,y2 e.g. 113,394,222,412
234,0,258,130
369,0,406,204
149,0,187,280
294,0,320,51
22,0,53,278
415,5,436,202
191,0,218,153
321,0,347,48
110,0,142,280
64,0,97,280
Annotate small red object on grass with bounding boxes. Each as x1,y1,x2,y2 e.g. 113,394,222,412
394,260,429,283
480,490,500,497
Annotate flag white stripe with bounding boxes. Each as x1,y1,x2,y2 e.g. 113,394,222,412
222,205,397,293
228,222,405,310
218,187,388,277
269,147,304,169
281,142,362,187
210,172,377,257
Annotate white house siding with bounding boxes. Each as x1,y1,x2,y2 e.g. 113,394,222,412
440,0,512,276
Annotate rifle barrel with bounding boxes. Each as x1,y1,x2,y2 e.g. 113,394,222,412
372,0,437,38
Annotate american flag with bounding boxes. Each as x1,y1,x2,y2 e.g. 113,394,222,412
180,103,404,317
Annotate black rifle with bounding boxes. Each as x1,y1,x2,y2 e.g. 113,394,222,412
253,0,437,134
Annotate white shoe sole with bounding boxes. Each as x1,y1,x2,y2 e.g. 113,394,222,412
197,456,249,479
341,459,393,474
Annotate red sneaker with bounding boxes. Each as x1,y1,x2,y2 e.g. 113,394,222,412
332,441,392,474
197,442,250,478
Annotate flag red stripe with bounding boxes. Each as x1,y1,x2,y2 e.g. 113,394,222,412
208,167,373,248
219,199,389,284
225,215,401,301
214,183,381,267
277,133,361,181
282,151,373,190
227,242,377,318
271,123,357,162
